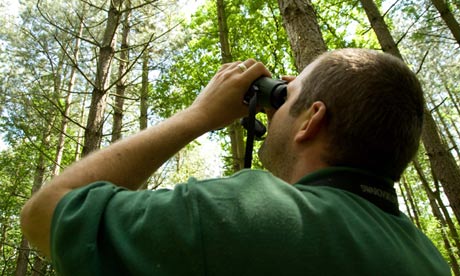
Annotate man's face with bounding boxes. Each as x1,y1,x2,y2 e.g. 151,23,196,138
258,71,305,180
258,61,318,181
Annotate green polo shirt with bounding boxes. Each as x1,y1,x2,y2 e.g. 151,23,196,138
51,168,450,275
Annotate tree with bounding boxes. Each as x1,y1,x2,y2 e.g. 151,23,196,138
277,0,326,70
430,0,460,45
216,0,245,172
82,0,124,155
111,1,132,143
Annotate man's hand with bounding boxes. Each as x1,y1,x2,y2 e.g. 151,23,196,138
191,59,271,130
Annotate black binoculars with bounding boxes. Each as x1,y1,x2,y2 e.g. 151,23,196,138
244,77,287,109
241,77,288,140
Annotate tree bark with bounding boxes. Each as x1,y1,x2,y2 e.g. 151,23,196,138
82,0,124,156
430,0,460,46
430,95,460,159
422,109,460,222
14,237,29,276
401,176,423,229
75,90,88,161
53,9,85,175
414,159,460,271
140,50,149,132
277,0,327,71
360,0,403,58
112,1,131,143
359,0,460,223
15,124,52,275
139,49,149,190
216,0,245,172
398,181,415,222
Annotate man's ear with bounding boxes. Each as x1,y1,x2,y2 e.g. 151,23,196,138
294,101,327,143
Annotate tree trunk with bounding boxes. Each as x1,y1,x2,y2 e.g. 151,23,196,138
14,237,29,276
277,0,327,71
112,1,131,143
414,159,460,272
359,0,403,58
422,109,460,222
359,0,460,224
75,90,88,161
430,0,460,46
15,124,52,275
397,181,415,221
139,50,149,190
82,0,124,156
216,0,232,64
31,255,47,276
216,0,245,172
53,9,85,175
140,50,149,131
401,176,423,229
430,95,460,159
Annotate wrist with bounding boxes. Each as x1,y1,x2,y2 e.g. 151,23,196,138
182,105,233,132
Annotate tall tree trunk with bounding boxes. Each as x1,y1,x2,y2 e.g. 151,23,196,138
14,237,29,276
422,109,460,222
216,0,232,64
53,8,85,175
31,255,47,276
15,124,52,275
75,91,88,161
139,49,149,190
414,159,460,273
359,0,460,223
430,0,460,46
216,0,245,172
140,50,149,132
450,116,460,145
401,176,423,229
428,162,460,258
415,160,460,275
277,0,327,71
429,95,460,159
82,0,124,156
397,181,415,221
112,1,131,143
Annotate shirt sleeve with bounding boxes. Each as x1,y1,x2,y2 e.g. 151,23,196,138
50,181,205,276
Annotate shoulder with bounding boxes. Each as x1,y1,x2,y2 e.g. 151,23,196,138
185,169,298,201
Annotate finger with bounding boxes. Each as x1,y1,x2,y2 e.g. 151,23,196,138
242,58,257,68
229,59,258,74
217,62,234,73
281,75,296,82
243,61,272,80
237,63,248,73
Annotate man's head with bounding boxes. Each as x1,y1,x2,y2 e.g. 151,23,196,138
260,49,424,182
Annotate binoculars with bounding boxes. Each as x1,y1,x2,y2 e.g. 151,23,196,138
244,77,287,109
241,77,288,139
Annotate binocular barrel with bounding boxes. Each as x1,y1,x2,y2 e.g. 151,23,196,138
245,77,288,109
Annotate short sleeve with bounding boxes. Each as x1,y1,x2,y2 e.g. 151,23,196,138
51,181,204,276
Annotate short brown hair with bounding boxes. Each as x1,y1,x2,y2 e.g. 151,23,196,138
291,49,424,181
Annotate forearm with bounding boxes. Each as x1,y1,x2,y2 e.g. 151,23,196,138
49,107,209,191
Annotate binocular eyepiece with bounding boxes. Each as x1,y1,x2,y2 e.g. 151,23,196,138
244,77,287,109
241,77,288,140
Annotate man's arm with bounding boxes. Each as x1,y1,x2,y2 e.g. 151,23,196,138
20,59,271,257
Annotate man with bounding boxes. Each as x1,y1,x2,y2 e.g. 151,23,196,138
21,49,450,275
